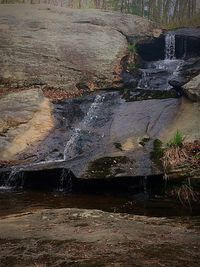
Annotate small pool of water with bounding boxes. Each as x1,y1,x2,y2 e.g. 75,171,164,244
0,189,199,218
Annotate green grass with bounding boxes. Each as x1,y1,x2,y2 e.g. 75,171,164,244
167,130,185,148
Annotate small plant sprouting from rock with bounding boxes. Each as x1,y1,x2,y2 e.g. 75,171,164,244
128,44,137,55
127,43,138,73
167,130,185,148
152,131,185,165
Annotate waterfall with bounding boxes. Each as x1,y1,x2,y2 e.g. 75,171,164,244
63,94,105,161
165,33,176,60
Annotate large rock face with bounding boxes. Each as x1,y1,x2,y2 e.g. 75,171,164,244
0,4,154,91
3,91,198,179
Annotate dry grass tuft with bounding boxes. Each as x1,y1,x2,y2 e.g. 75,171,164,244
162,140,200,179
177,182,199,208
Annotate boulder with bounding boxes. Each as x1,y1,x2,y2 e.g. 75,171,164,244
0,89,54,160
183,74,200,102
0,4,154,91
168,57,200,88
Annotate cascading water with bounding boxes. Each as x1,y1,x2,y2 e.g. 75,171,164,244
64,94,105,161
165,33,176,60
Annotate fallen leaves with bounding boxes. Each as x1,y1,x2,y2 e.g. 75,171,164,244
42,88,85,101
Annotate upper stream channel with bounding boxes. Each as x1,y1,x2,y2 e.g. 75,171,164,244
0,32,199,218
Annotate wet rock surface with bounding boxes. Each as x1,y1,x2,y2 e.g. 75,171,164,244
1,90,199,180
0,208,199,267
0,4,154,90
12,91,181,178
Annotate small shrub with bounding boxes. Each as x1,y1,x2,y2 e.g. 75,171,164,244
167,130,185,148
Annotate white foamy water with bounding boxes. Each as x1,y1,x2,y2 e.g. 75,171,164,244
83,94,105,125
63,94,105,161
165,33,176,60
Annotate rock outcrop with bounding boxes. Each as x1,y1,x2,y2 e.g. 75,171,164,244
0,4,154,91
183,74,200,102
